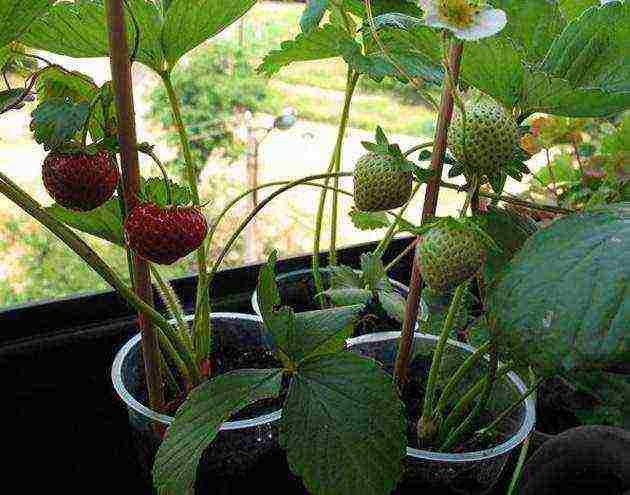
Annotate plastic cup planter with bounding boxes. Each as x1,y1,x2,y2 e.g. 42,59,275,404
251,267,410,316
111,313,281,481
113,315,534,492
346,332,536,492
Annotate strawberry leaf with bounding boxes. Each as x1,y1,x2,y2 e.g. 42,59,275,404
30,97,90,150
45,198,124,246
153,368,283,494
360,253,386,293
257,256,362,362
281,352,406,495
488,204,630,375
0,0,53,48
329,264,362,290
349,208,390,230
489,172,507,195
258,24,357,76
375,126,388,147
413,167,435,184
417,149,432,161
300,0,329,33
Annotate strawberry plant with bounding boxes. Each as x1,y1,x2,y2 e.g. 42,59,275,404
0,1,629,494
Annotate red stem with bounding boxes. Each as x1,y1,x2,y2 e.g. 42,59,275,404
105,0,164,411
394,39,464,387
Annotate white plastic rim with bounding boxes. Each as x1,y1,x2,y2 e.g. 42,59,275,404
346,331,537,463
250,267,411,316
111,312,283,431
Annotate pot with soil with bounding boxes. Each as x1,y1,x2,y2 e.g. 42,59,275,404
111,313,283,483
347,331,536,494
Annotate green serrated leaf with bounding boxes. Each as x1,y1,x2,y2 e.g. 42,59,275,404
45,198,124,246
375,126,388,147
521,2,630,117
488,203,630,375
329,264,362,290
448,163,466,178
349,208,391,230
417,149,432,161
281,352,405,495
325,287,371,308
360,253,385,293
0,0,53,48
140,177,191,207
153,368,283,493
414,167,435,184
300,0,329,33
294,305,363,361
30,97,90,149
162,0,255,69
380,289,406,323
258,23,356,76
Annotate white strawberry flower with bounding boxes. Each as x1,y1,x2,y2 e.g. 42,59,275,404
418,0,507,41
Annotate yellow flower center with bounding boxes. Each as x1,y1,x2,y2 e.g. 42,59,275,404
438,0,482,28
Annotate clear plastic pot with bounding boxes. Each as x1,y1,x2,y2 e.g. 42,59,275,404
111,313,282,482
346,332,536,494
251,267,409,316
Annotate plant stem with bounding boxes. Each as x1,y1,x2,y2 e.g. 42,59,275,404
151,266,195,356
209,172,353,283
476,376,545,438
507,433,531,495
403,141,434,158
160,72,211,362
105,0,163,411
384,238,416,272
313,71,358,300
207,180,353,250
394,39,464,387
439,363,511,440
434,340,492,419
373,184,420,259
0,171,200,384
421,283,466,419
438,181,574,214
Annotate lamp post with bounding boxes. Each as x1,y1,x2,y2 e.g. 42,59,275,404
244,107,298,261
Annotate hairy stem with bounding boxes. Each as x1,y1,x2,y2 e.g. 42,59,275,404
384,238,416,273
312,72,358,301
373,184,420,259
106,0,163,410
210,172,353,283
434,340,492,419
421,283,466,420
160,72,211,363
438,181,574,214
394,39,464,387
0,171,200,384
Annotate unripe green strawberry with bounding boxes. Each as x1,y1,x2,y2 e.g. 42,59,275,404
448,99,519,178
353,153,413,212
417,222,486,294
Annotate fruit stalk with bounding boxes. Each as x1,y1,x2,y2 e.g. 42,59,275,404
0,171,198,383
312,72,358,300
394,38,464,387
160,73,211,365
210,172,353,282
105,0,164,411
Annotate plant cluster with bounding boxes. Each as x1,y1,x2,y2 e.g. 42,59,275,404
0,1,628,495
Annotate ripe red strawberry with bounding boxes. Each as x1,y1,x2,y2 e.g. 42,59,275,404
42,149,119,211
124,203,208,265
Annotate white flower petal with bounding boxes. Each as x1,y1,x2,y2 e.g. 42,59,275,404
424,13,453,30
454,8,507,41
420,1,441,18
418,0,435,10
